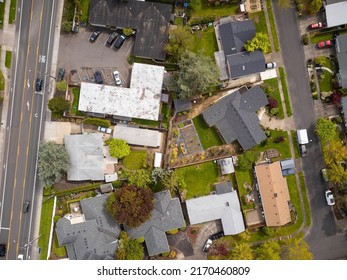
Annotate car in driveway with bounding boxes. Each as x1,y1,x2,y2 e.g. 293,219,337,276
202,238,212,252
0,243,6,257
317,40,334,49
309,22,324,29
98,126,112,134
265,62,277,69
35,78,43,92
94,71,103,84
321,168,329,182
113,70,122,85
89,30,101,42
325,190,335,206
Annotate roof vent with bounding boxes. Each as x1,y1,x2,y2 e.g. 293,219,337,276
226,202,230,207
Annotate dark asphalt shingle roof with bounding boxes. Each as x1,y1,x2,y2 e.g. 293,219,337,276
227,51,265,79
202,86,268,150
89,0,171,61
342,96,347,124
336,33,347,88
173,99,192,112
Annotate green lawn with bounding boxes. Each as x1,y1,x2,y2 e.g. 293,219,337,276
5,51,12,69
279,67,292,117
52,233,67,258
189,27,218,58
161,103,171,129
0,70,5,91
38,197,55,260
290,130,300,159
310,29,347,44
266,0,280,52
176,161,219,199
71,87,85,116
189,0,239,23
9,0,16,24
0,1,5,29
299,172,311,228
80,0,90,24
132,118,160,128
263,78,284,119
193,115,223,150
316,57,334,92
123,150,147,170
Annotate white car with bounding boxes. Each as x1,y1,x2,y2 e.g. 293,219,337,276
202,238,212,252
113,71,122,85
266,62,277,69
98,126,112,134
325,190,335,206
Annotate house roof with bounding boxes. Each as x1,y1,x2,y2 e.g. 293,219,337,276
100,183,114,193
56,190,185,258
186,182,245,235
280,159,295,176
173,99,192,112
255,162,292,227
202,86,268,150
113,125,162,147
89,0,171,60
336,33,347,88
342,96,347,125
217,19,265,79
78,63,164,121
227,51,266,79
64,133,104,181
325,1,347,27
55,195,120,260
217,157,235,175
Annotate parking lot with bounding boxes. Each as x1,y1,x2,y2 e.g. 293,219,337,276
57,27,134,87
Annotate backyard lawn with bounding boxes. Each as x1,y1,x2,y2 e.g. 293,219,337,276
189,0,239,22
176,161,219,199
123,150,147,170
189,27,218,58
193,115,223,150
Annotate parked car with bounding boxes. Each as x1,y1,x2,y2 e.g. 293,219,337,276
265,62,277,69
325,190,335,206
299,144,307,157
309,22,324,29
114,34,126,49
89,30,101,42
94,71,103,84
0,243,6,257
97,126,112,134
23,200,30,213
113,70,122,85
317,40,334,49
210,231,225,241
35,78,43,92
321,168,329,182
202,238,213,252
107,32,118,45
57,68,65,81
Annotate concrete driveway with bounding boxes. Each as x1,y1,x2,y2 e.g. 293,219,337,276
57,27,133,86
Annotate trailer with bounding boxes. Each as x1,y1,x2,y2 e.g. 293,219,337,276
297,129,309,157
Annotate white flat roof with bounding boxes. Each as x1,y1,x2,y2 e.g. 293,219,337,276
154,152,162,168
78,63,164,121
325,2,347,27
113,125,162,147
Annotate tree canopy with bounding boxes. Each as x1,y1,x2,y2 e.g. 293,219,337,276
126,169,152,188
166,51,219,99
255,241,281,260
165,26,192,61
322,139,347,166
245,33,271,54
48,96,70,115
106,184,154,228
56,80,68,92
116,231,144,260
327,163,347,188
315,118,337,145
229,243,254,260
308,0,323,14
281,239,313,260
237,151,260,170
38,141,70,187
105,138,131,159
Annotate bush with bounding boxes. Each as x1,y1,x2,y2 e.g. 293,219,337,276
83,117,111,128
274,136,285,143
61,20,72,33
268,97,278,109
312,92,318,100
167,228,179,235
302,35,309,45
270,107,279,116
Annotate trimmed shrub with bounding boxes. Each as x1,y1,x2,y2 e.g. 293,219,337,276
83,117,111,128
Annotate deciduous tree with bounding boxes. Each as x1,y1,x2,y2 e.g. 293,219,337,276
126,169,152,188
165,26,192,60
106,184,154,228
281,239,313,260
327,163,347,188
237,151,259,170
245,33,271,54
308,0,323,14
48,96,70,115
229,243,254,260
38,141,70,187
105,138,131,159
166,51,219,98
161,170,186,195
322,139,347,166
56,80,68,92
256,241,281,260
116,231,144,260
315,118,337,145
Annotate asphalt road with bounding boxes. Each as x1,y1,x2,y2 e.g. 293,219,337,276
272,2,347,259
0,0,57,260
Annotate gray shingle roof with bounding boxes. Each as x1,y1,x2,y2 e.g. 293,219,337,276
202,86,268,150
55,191,185,259
341,96,347,125
227,51,265,79
336,33,347,88
173,99,192,113
89,0,171,61
215,181,233,194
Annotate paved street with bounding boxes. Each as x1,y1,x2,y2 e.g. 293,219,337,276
272,1,347,259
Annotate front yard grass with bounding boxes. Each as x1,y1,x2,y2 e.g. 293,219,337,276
5,51,12,69
176,161,219,199
123,150,147,170
316,56,334,92
279,67,292,117
290,130,300,159
263,78,284,119
0,1,5,29
189,0,239,22
249,11,271,52
80,0,90,24
266,0,280,52
71,87,85,116
310,29,347,44
0,69,5,91
193,115,223,150
52,233,67,258
38,197,55,260
9,0,17,24
299,172,311,228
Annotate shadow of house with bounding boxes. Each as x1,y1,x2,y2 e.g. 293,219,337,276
89,0,172,61
335,33,347,88
201,85,268,151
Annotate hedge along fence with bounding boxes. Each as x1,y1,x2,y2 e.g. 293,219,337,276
83,117,111,128
49,182,103,197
